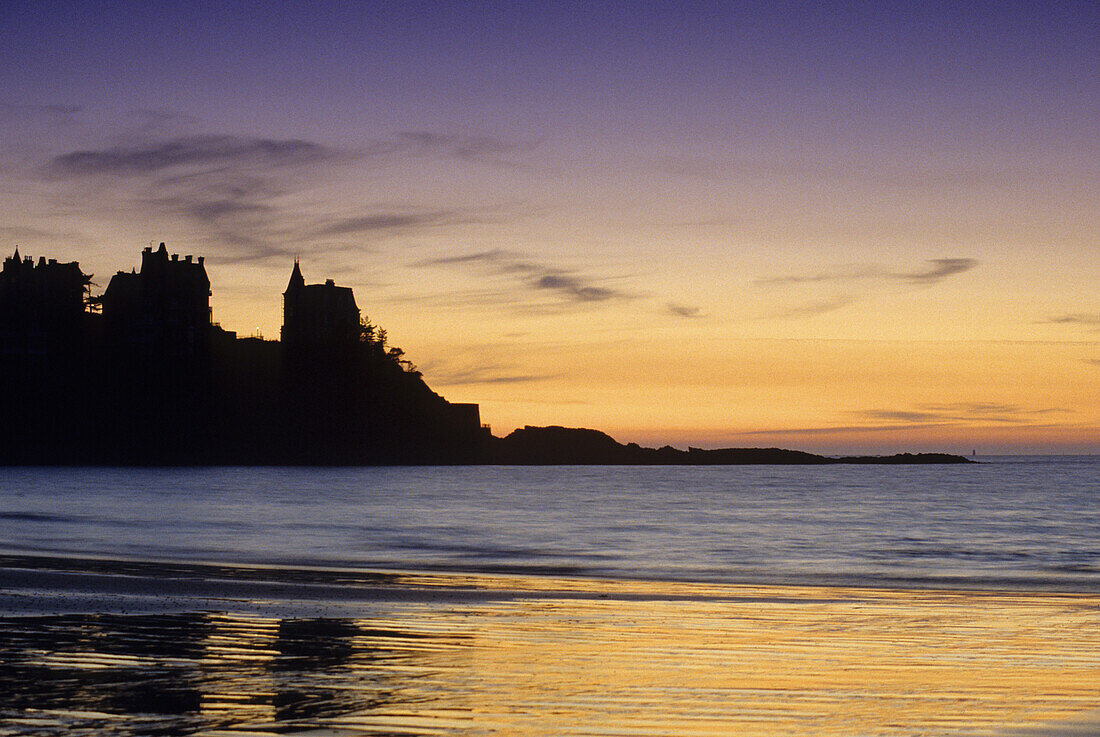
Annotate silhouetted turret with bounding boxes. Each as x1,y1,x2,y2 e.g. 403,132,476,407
281,260,359,347
278,260,488,463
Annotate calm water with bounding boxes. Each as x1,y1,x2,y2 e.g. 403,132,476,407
2,457,1099,736
1,456,1097,591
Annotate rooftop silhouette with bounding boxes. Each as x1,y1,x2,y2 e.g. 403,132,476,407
0,244,486,464
0,244,970,466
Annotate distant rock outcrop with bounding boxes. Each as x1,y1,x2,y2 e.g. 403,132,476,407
490,426,973,465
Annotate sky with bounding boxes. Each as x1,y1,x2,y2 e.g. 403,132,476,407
1,0,1096,454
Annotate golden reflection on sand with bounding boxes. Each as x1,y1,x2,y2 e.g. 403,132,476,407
344,583,1100,737
2,577,1098,736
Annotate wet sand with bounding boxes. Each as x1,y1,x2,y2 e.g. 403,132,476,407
1,554,1098,736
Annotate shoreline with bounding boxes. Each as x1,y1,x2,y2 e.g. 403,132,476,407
3,553,1098,620
0,451,978,468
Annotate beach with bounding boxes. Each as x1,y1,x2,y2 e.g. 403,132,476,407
2,554,1099,737
2,460,1098,735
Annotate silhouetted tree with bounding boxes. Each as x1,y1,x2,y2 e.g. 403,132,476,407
359,316,379,346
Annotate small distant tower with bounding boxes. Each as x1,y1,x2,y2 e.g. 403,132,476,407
281,259,305,343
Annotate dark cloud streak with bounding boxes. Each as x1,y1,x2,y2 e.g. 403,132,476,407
418,250,510,267
413,249,632,306
772,295,855,318
421,362,560,387
903,258,977,284
397,131,536,168
759,258,977,320
1048,313,1100,329
656,155,1085,189
48,135,335,176
666,303,701,318
737,402,1070,438
184,199,273,222
0,103,82,126
856,402,1066,426
758,258,978,287
40,126,536,265
315,211,462,236
535,274,617,302
47,128,535,180
735,423,950,436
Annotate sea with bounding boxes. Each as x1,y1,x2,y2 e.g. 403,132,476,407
1,456,1098,737
1,456,1097,592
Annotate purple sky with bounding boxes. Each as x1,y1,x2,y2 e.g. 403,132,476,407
1,1,1097,452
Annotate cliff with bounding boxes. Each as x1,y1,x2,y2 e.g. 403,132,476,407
0,247,974,467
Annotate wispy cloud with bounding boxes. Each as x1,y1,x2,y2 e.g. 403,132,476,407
48,135,336,176
412,250,714,319
419,251,508,267
1048,313,1100,330
756,258,977,321
666,303,702,318
413,249,634,306
396,131,536,168
125,109,198,136
855,402,1067,426
535,273,619,302
758,258,978,287
46,127,534,180
313,208,491,237
756,267,876,286
0,223,87,243
420,361,560,387
35,124,538,266
147,171,507,264
733,402,1071,439
654,155,1085,190
903,258,977,284
0,103,82,126
185,198,273,223
734,423,948,436
771,295,856,318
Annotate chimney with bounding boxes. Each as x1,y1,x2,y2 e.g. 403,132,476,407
325,279,335,286
171,254,178,261
48,259,57,265
185,255,192,263
198,256,204,265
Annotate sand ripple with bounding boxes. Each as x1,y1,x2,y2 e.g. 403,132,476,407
1,570,1098,736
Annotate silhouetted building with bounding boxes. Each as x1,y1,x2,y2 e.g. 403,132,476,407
100,243,211,360
281,261,360,347
1,244,489,464
450,403,482,430
0,249,89,358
